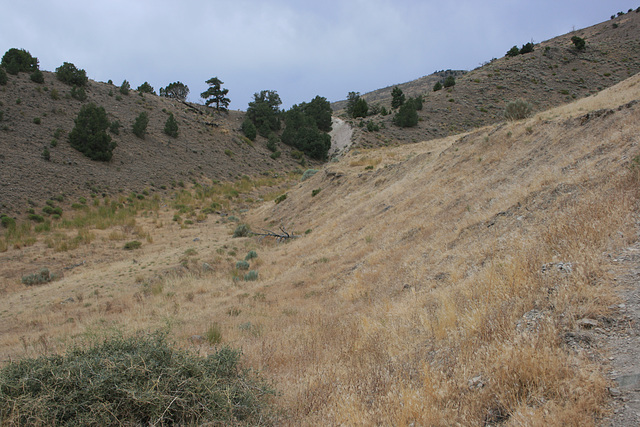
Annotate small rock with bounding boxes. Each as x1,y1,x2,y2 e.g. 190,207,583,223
193,237,200,242
610,387,622,397
60,297,75,304
577,318,599,329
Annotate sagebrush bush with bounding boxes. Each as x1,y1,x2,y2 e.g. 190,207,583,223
55,62,88,86
504,99,533,121
233,224,251,238
245,250,258,261
244,270,259,281
21,268,56,286
301,169,318,181
68,103,116,161
236,260,250,270
0,332,274,425
1,215,16,229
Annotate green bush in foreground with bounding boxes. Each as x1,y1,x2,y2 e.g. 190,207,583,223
0,332,275,425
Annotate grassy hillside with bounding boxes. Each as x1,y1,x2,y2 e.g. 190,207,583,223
1,67,639,424
336,10,640,150
0,70,311,217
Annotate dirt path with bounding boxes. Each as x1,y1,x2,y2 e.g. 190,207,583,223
329,117,353,157
604,240,640,425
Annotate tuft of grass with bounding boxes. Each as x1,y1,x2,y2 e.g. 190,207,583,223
244,270,259,281
205,323,223,344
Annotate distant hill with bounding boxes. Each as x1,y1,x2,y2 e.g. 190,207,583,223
0,72,310,217
333,11,640,149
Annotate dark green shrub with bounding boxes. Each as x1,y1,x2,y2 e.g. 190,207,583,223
244,270,259,281
132,112,149,138
42,205,54,215
443,76,456,88
137,81,154,94
21,268,56,286
233,224,251,238
393,99,419,128
236,260,250,270
504,99,533,121
55,62,88,86
0,332,274,425
119,79,130,95
520,42,534,54
270,151,281,159
246,90,282,137
241,118,257,141
366,120,380,132
346,91,368,118
312,188,321,197
266,132,278,152
506,45,520,57
1,215,16,229
50,88,59,100
28,214,44,223
245,250,258,261
33,117,41,125
571,36,586,51
69,103,116,161
70,85,87,101
42,147,50,161
163,113,178,137
391,86,405,109
30,69,44,83
0,67,7,85
0,110,3,121
109,120,121,135
124,240,142,250
274,194,287,204
1,48,38,75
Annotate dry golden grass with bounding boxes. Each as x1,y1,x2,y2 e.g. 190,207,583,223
1,73,640,425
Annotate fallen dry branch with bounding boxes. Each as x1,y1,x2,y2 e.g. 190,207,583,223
252,226,298,242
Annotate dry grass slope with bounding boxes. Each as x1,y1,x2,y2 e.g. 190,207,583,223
1,71,640,424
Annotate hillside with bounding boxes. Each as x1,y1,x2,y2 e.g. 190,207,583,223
335,10,640,150
0,71,312,217
1,66,639,424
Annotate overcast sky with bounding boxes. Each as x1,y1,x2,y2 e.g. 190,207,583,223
2,0,638,110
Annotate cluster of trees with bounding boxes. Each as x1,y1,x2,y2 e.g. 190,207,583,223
241,91,333,160
433,75,456,91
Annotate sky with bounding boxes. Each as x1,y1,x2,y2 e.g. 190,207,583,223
1,0,639,110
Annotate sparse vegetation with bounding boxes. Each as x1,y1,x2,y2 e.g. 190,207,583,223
21,268,57,286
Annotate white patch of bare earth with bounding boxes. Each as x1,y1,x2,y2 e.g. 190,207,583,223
329,117,353,158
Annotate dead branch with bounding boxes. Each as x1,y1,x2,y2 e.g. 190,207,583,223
252,226,298,242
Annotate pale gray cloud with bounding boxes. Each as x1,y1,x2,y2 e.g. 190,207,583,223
1,0,637,109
